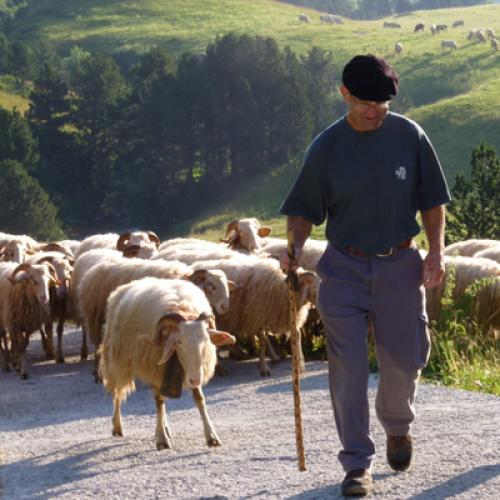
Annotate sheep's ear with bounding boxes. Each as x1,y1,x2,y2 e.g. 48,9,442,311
227,280,239,292
155,315,183,345
208,330,236,347
258,226,272,237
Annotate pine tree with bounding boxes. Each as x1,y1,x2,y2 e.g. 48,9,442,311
447,141,500,243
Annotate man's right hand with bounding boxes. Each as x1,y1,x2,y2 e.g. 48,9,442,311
279,246,303,274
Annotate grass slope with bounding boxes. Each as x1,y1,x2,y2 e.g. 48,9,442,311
6,0,500,237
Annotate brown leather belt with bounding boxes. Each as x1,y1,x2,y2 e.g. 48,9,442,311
341,238,414,258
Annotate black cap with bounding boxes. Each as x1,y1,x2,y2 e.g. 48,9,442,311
342,54,399,101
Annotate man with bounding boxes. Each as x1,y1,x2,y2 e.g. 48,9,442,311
280,55,450,496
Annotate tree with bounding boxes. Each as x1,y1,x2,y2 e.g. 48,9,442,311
0,159,64,239
0,108,38,172
447,141,500,243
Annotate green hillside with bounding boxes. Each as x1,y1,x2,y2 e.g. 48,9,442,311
5,0,500,237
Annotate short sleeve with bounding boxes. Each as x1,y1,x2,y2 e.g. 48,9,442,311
279,140,327,225
416,127,451,211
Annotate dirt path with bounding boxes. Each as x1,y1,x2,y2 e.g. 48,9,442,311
1,328,499,499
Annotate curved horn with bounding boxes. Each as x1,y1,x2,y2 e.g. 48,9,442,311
40,242,74,257
36,255,55,264
42,261,59,284
11,263,31,279
147,231,161,249
188,269,208,285
223,220,239,240
116,232,131,251
154,312,187,345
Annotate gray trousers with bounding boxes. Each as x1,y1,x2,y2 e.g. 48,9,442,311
316,244,430,472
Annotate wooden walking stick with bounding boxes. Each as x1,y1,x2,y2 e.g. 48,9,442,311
287,229,306,471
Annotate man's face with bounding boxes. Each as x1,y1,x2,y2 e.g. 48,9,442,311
340,85,389,132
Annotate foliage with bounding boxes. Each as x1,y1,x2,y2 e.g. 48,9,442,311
446,140,500,243
423,265,500,395
0,159,64,239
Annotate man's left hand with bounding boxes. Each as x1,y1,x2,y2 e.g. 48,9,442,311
422,252,445,288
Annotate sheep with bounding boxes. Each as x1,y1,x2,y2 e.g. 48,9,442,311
487,28,496,39
444,239,500,257
474,247,500,263
26,252,74,363
69,248,124,360
491,38,498,51
425,255,500,331
190,255,319,376
414,23,425,32
79,259,235,381
159,238,223,253
395,42,403,54
37,242,74,259
75,231,160,259
383,21,401,29
441,40,458,50
452,20,464,28
99,277,235,449
154,245,241,265
221,218,272,252
258,238,327,272
0,240,32,263
476,29,487,43
320,14,334,24
436,24,448,33
57,239,81,255
298,14,310,23
0,262,58,378
430,24,437,35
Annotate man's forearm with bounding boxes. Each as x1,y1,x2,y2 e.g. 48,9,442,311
421,205,446,253
287,216,313,251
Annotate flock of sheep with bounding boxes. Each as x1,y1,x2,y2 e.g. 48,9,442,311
1,221,499,450
297,12,498,53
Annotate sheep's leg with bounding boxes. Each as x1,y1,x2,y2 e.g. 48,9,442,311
94,348,102,384
257,332,270,377
41,323,55,360
265,333,281,364
215,351,228,376
80,325,88,361
55,300,66,364
111,392,124,437
192,387,221,447
154,393,172,450
0,330,10,372
18,332,31,380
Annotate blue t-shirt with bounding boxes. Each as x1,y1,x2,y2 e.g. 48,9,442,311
280,112,451,254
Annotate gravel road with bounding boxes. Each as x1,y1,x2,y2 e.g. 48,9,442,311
1,327,499,499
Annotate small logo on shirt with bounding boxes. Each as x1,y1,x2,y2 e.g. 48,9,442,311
395,166,406,180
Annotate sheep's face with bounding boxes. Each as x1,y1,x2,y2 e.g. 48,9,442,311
201,270,234,315
50,258,73,299
2,242,28,263
235,219,272,252
12,264,56,305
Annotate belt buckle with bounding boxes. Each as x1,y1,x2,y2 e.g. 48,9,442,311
376,247,394,258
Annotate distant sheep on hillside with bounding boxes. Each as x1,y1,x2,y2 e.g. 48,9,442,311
414,23,425,32
441,40,458,50
298,14,310,23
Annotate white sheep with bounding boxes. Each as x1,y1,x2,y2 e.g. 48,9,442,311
452,20,464,28
0,262,58,378
74,233,119,259
395,42,403,54
426,255,500,331
474,247,500,263
26,252,74,363
159,237,220,251
69,248,124,360
221,218,272,252
99,277,235,449
259,238,327,272
298,13,310,23
444,239,500,257
154,245,240,265
441,40,458,50
430,24,437,35
191,255,319,376
79,259,235,381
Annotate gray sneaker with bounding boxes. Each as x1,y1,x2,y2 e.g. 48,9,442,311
387,434,413,471
341,469,373,497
